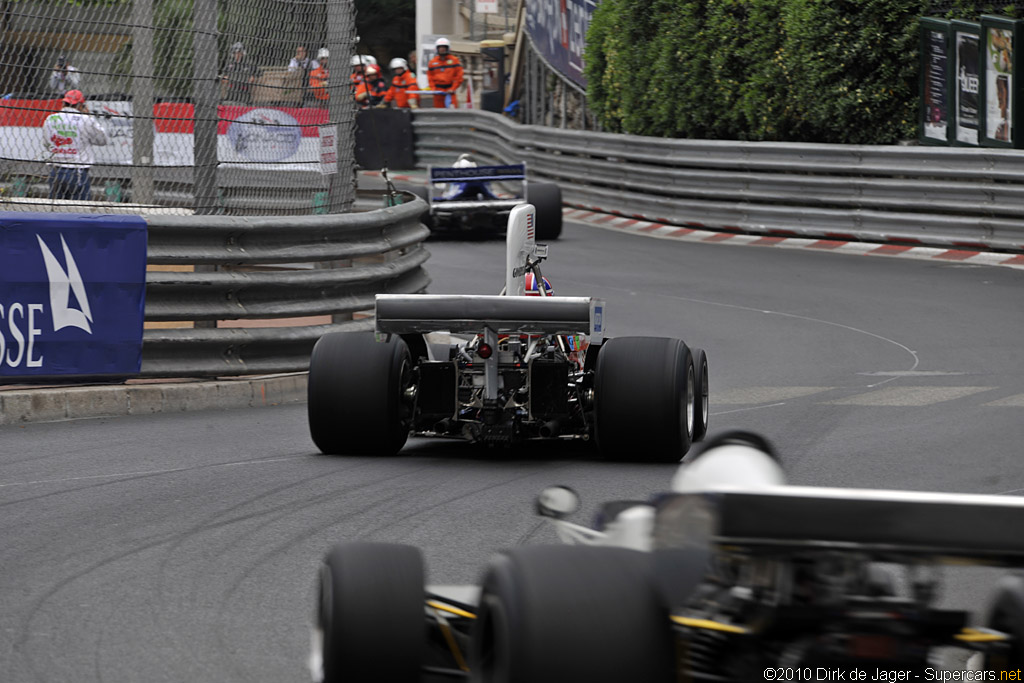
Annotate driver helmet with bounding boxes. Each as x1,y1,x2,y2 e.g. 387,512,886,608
670,430,786,493
389,57,408,72
453,153,476,169
524,272,553,296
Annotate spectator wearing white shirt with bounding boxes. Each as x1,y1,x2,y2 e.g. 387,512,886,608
48,55,81,93
288,45,320,73
41,90,108,201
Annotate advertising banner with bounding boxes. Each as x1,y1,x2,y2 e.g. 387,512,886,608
920,18,951,144
525,0,597,89
0,101,328,170
953,21,981,146
0,212,147,380
980,15,1023,148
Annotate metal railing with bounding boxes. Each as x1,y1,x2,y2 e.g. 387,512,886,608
413,109,1024,253
139,193,429,377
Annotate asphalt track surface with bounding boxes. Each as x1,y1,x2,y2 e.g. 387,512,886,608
2,220,1023,682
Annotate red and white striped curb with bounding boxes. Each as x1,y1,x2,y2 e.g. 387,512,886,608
563,207,1024,271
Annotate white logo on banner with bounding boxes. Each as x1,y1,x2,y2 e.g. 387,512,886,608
37,234,93,334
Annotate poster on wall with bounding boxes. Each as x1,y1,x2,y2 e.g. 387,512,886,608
952,21,981,146
920,18,952,144
524,0,597,89
980,15,1022,148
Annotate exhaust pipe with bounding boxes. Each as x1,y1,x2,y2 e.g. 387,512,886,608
539,419,561,438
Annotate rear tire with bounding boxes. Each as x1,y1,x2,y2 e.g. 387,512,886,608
528,182,562,241
692,347,709,442
594,336,694,462
314,542,426,683
470,545,674,683
307,332,412,455
986,575,1024,669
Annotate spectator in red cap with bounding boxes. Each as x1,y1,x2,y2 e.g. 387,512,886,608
41,90,109,201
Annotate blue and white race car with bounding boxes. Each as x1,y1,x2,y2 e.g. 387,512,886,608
412,155,563,240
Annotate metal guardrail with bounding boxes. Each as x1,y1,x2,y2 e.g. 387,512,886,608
140,193,430,377
413,110,1024,253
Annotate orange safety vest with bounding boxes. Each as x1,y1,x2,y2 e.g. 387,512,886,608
354,77,389,107
310,66,330,100
427,54,463,90
385,71,419,108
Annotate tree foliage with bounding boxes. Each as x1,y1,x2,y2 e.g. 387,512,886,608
586,0,1022,143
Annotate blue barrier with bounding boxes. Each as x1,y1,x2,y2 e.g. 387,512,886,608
0,212,147,380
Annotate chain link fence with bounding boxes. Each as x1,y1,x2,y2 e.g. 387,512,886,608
0,0,357,215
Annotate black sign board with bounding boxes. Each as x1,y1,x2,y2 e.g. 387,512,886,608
920,18,953,144
952,20,981,146
980,15,1023,148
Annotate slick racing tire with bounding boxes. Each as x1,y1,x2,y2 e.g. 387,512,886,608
986,575,1024,669
692,347,710,442
527,182,562,241
307,332,412,455
594,336,695,462
408,186,435,230
313,542,426,683
470,545,674,683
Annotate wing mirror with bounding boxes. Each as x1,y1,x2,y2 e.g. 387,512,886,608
535,485,580,519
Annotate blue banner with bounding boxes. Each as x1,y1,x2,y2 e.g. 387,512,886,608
525,0,597,89
0,213,147,380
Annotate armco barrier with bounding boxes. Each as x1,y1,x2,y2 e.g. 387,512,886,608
413,110,1024,253
141,193,429,377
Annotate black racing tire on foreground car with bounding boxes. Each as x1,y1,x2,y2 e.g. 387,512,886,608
692,347,709,442
986,575,1024,669
470,545,674,683
307,332,412,455
527,182,562,241
314,542,426,683
408,186,435,230
594,336,695,462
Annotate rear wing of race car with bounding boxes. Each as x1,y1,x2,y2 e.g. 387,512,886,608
375,294,605,341
654,485,1024,565
426,161,527,209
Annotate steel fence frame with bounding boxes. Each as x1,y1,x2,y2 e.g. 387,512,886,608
414,109,1024,253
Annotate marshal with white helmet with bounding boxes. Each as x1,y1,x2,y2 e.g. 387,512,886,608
306,202,709,457
411,153,563,239
309,430,1024,682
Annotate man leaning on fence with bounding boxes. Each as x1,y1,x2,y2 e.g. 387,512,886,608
384,58,419,109
41,89,108,201
427,38,463,108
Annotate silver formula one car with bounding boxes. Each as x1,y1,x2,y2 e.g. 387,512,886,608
411,156,563,239
309,432,1024,683
306,202,710,460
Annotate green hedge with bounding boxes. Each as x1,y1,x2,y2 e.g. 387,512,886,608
585,0,1021,143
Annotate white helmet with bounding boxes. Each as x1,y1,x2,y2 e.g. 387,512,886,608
317,48,329,59
435,37,451,50
453,153,476,168
350,54,376,67
389,57,408,71
670,431,786,493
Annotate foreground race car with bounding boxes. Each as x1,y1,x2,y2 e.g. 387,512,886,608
411,155,563,239
307,202,710,460
309,432,1024,683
